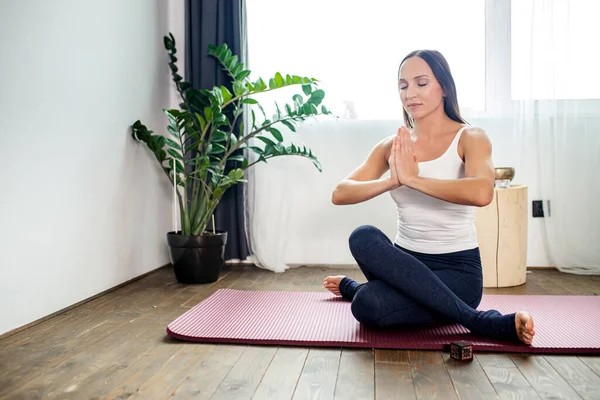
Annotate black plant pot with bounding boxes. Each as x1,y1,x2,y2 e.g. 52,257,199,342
166,230,228,284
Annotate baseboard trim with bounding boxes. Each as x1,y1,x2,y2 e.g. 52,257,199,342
0,263,171,341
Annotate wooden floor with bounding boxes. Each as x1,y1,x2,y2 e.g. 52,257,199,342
1,266,600,400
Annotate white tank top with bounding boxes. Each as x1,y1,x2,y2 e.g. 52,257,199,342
389,126,479,254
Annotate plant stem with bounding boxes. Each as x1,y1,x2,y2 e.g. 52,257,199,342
175,122,190,232
217,100,242,170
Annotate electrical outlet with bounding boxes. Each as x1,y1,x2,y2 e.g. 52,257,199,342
532,200,544,217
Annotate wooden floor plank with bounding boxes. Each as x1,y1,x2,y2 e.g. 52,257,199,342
475,353,516,369
475,352,539,399
375,350,415,400
479,366,540,400
251,347,309,400
443,354,499,399
510,354,583,399
409,351,458,400
129,343,216,399
334,349,375,400
171,345,247,399
209,345,278,400
579,356,600,376
292,348,341,400
544,356,600,400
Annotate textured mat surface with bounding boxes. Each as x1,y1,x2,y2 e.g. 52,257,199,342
167,289,600,353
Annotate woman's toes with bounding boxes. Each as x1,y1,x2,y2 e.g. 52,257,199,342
515,311,536,344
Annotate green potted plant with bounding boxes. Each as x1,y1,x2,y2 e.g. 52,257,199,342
131,33,332,284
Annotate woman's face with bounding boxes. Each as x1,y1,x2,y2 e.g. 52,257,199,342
398,56,445,121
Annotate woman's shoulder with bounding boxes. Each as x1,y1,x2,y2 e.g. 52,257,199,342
458,125,492,157
460,125,491,143
461,125,488,137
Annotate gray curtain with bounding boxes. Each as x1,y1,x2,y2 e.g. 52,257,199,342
185,0,249,261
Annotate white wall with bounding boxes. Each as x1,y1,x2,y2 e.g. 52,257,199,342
0,0,185,335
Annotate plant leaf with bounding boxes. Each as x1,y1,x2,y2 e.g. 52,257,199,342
204,107,213,122
179,81,190,91
211,129,228,143
293,94,304,110
274,72,284,87
194,112,206,131
275,102,282,119
167,125,180,138
236,70,251,80
212,87,224,105
285,103,294,116
220,86,233,104
233,81,246,97
269,127,283,142
242,98,258,104
167,148,183,160
228,155,245,162
208,142,227,154
231,63,244,76
307,89,325,106
166,138,182,150
245,145,264,154
256,136,276,147
302,84,312,96
281,120,296,132
254,78,267,91
257,103,267,120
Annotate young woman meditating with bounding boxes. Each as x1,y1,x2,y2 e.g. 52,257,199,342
323,50,535,345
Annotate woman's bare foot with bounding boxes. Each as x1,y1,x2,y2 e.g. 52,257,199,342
515,311,535,345
323,275,346,296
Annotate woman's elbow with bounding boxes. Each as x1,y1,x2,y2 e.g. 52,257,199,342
332,188,343,205
331,184,347,205
473,186,494,207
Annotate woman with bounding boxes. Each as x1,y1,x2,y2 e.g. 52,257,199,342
323,50,535,345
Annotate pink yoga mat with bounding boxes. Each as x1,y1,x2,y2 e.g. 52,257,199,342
167,289,600,353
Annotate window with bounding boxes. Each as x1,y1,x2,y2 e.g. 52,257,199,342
511,0,600,101
247,0,485,120
247,0,600,119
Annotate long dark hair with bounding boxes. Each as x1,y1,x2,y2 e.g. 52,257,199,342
398,50,467,129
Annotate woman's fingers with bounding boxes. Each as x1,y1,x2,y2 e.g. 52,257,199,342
403,130,411,156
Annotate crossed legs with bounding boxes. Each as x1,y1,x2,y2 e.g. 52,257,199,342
323,225,535,344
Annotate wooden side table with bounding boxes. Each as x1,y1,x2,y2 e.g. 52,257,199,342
475,184,528,288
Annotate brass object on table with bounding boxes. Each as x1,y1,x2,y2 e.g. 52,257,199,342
495,167,515,181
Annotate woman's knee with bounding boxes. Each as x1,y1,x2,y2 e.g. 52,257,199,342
350,287,381,325
350,290,373,325
349,225,385,256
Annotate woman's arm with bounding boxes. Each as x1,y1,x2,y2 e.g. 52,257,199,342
401,127,495,207
332,136,398,205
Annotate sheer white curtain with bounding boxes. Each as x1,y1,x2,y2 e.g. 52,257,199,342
509,0,600,274
244,0,600,274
